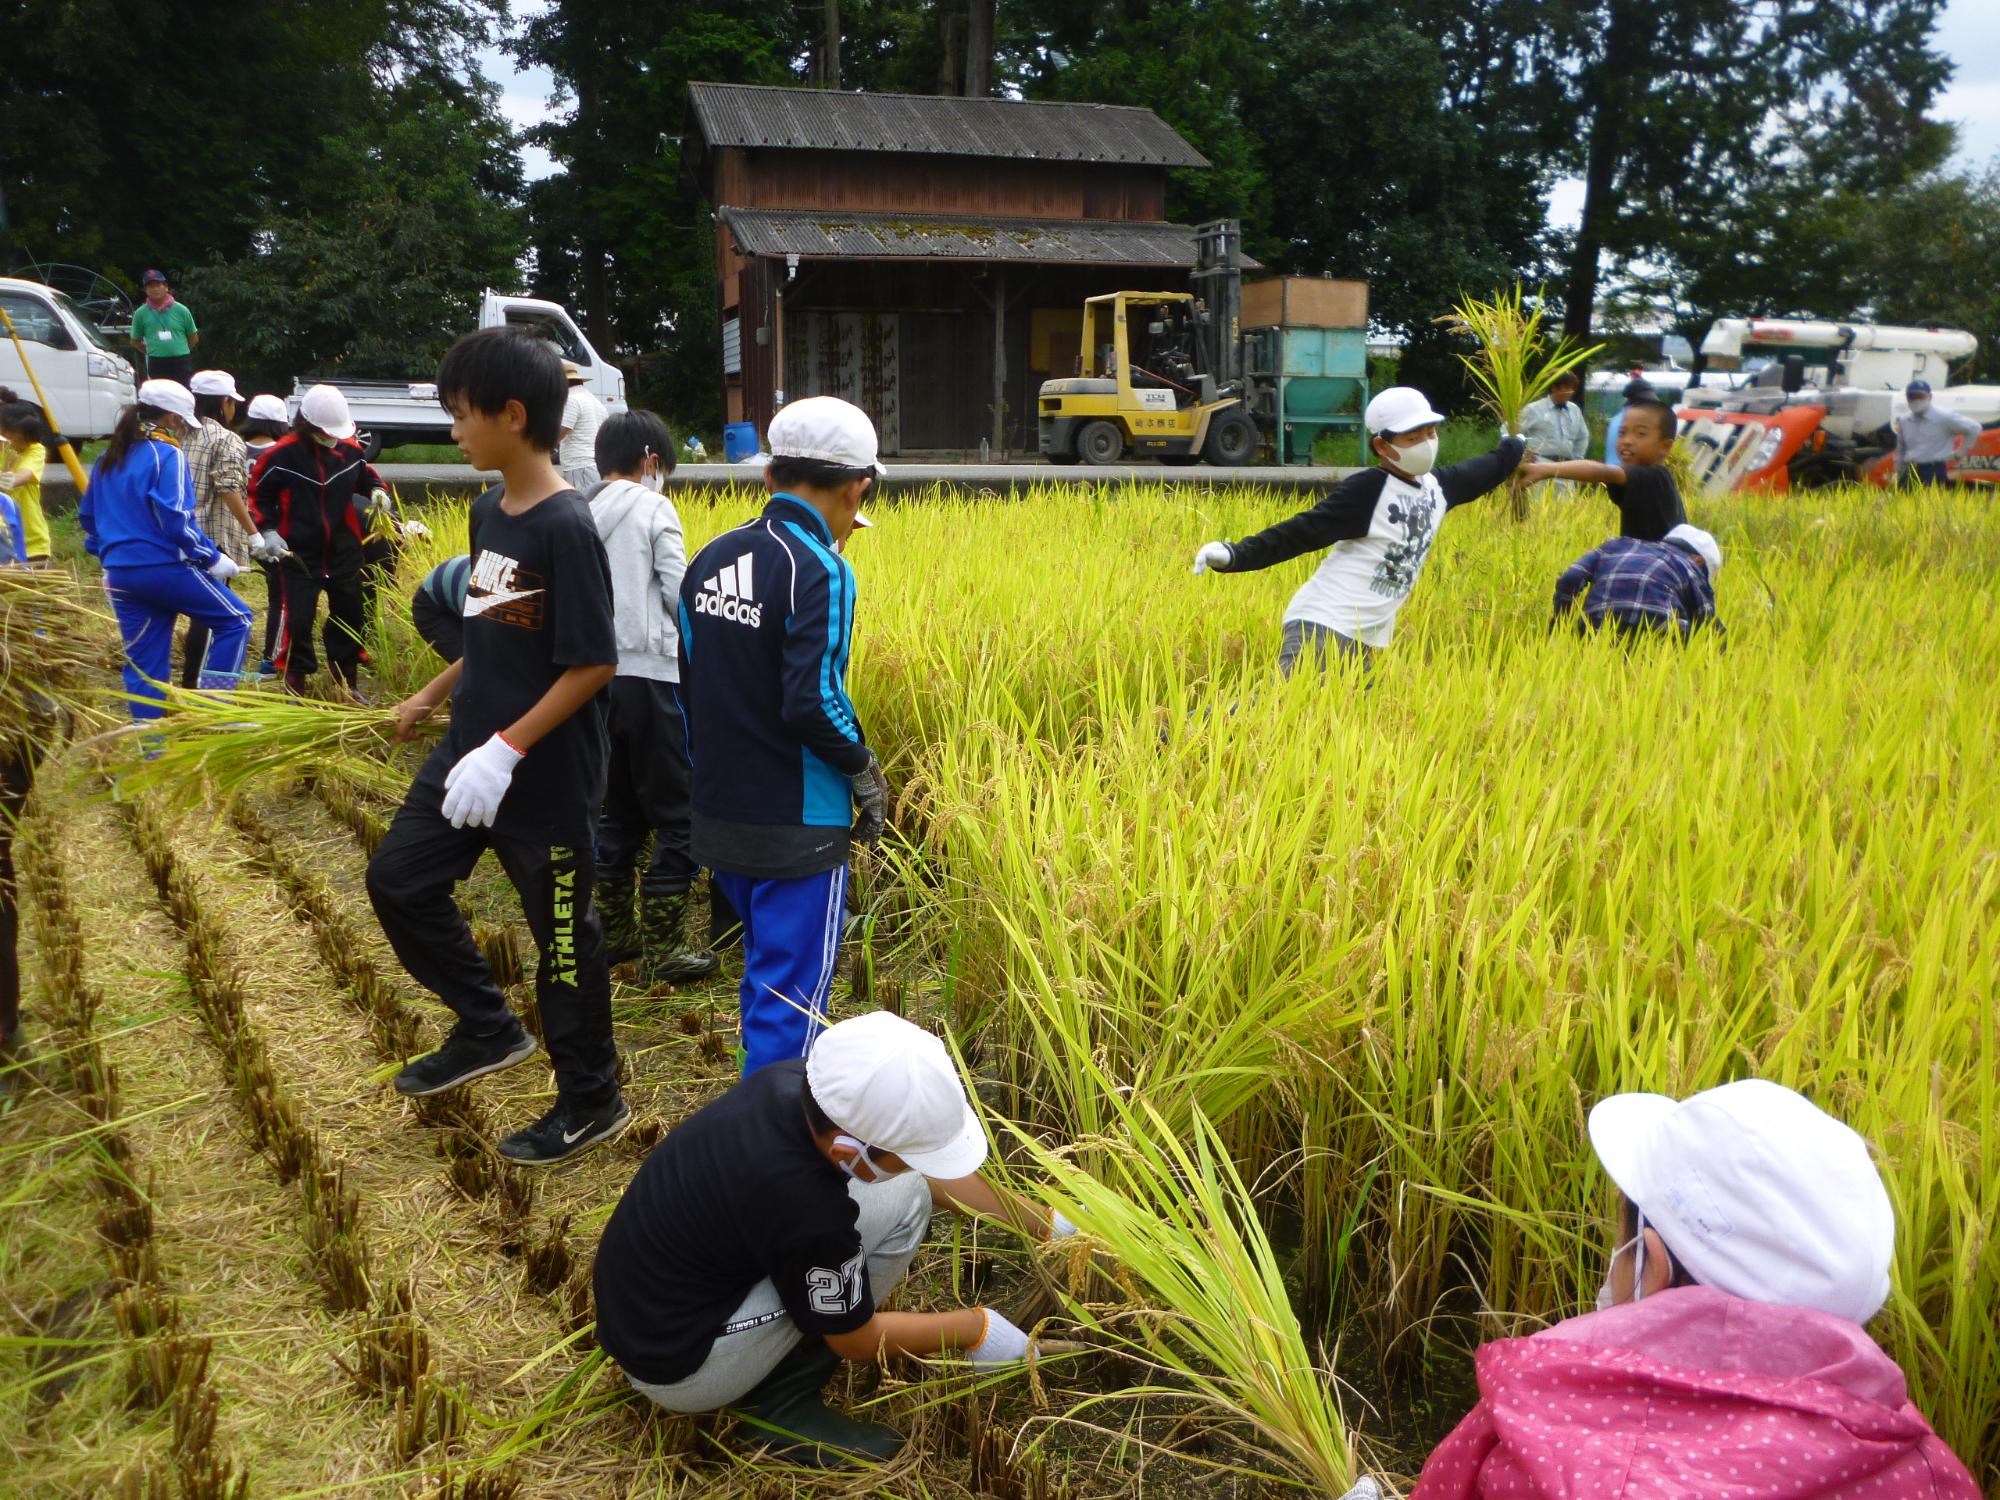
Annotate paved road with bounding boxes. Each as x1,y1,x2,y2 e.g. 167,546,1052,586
43,460,1356,507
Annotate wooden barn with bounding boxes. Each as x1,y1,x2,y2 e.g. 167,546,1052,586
681,82,1231,456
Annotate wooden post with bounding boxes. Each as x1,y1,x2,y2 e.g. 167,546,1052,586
991,264,1006,457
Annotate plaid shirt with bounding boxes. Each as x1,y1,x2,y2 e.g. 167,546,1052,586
185,418,253,564
1553,536,1721,639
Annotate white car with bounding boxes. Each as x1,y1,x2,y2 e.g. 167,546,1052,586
0,276,139,439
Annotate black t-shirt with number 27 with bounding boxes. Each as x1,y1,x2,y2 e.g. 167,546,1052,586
592,1059,876,1385
441,485,616,839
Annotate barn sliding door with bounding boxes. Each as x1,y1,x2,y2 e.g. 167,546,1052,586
785,312,902,454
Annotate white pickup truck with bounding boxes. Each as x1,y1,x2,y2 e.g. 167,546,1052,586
0,276,140,439
292,290,626,455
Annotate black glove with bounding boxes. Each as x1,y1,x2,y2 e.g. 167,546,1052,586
851,754,888,845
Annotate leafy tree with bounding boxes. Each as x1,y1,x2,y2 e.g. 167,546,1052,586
0,0,505,295
1548,0,1955,337
177,79,524,393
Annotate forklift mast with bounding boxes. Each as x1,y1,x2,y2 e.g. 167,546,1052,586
1191,220,1243,388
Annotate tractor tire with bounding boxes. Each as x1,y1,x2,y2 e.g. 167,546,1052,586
1201,411,1258,466
1077,420,1126,466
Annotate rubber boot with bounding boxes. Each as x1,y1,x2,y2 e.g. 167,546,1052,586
283,666,310,697
638,888,721,986
731,1338,901,1468
598,867,641,966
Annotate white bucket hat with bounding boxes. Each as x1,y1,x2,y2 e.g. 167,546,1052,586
806,1011,986,1179
1364,386,1448,435
1664,523,1722,575
190,369,245,402
1589,1078,1894,1324
136,378,202,433
298,383,358,441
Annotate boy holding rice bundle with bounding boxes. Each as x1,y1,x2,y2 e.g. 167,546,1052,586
1191,386,1524,674
365,328,627,1166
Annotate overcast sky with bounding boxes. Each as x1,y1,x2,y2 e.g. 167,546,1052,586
484,0,2000,220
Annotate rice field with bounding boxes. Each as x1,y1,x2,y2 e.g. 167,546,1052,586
3,478,1995,1497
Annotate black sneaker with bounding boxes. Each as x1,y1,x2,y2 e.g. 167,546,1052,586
497,1095,632,1166
394,1025,537,1097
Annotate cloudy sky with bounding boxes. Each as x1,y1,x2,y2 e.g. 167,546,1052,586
486,0,2000,217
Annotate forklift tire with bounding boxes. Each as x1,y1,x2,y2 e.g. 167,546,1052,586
1201,412,1257,466
1077,420,1125,465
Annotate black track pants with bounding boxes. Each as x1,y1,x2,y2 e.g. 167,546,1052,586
365,754,618,1109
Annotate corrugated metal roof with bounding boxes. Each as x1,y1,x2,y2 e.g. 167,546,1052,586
722,208,1236,267
688,82,1209,168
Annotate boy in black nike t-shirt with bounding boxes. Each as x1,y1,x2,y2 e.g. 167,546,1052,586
1518,398,1688,541
365,329,626,1167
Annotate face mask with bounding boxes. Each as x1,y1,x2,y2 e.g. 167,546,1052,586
311,430,337,448
644,466,667,494
1908,398,1931,415
833,1134,883,1181
1382,434,1439,477
1595,1219,1648,1311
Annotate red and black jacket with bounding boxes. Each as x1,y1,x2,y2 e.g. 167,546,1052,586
248,433,383,575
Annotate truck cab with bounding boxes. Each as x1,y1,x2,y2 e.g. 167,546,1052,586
0,276,139,439
291,290,626,454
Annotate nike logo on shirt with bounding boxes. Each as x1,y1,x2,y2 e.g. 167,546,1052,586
463,584,546,618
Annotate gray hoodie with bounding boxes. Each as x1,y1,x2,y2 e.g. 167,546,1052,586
586,477,685,682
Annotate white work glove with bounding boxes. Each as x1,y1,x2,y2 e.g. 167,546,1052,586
253,530,291,562
441,732,525,830
850,753,888,845
966,1308,1032,1365
0,472,17,491
366,487,394,516
206,554,241,582
1049,1207,1080,1241
1192,541,1234,575
400,518,432,540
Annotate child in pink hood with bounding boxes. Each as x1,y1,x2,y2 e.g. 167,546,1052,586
1413,1080,1980,1500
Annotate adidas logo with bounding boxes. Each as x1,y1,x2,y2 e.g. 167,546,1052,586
694,551,762,627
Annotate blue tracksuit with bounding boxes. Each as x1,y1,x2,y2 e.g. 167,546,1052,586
80,431,252,720
678,493,869,1074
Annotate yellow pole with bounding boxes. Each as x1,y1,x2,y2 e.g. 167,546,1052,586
0,306,92,492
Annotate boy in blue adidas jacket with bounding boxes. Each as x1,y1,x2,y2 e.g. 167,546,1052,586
677,397,887,1076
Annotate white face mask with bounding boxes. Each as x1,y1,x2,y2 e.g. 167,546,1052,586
311,430,338,448
1908,398,1931,415
1595,1219,1648,1311
1381,434,1439,477
644,465,666,494
833,1134,884,1181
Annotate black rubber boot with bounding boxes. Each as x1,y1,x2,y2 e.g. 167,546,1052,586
731,1339,901,1468
638,888,721,986
598,868,640,966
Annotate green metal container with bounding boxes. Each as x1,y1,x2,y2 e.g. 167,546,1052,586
1245,326,1370,464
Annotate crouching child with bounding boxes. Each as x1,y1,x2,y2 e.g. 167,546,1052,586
593,1011,1075,1468
365,329,626,1166
1552,524,1724,642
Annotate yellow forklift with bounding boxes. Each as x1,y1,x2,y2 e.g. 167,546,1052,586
1037,222,1260,466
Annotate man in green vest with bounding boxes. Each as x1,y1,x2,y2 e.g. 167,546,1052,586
129,270,199,386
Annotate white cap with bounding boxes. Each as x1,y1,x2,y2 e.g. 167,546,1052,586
246,393,289,424
768,396,887,478
806,1012,986,1178
189,369,245,402
1365,386,1448,435
137,378,201,432
1589,1079,1894,1325
1664,523,1722,575
298,383,357,441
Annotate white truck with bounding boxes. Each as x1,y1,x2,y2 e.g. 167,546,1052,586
0,276,140,439
292,290,626,456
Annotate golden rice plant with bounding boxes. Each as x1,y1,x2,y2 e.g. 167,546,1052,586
787,481,2000,1480
1438,284,1603,517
